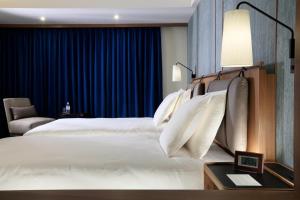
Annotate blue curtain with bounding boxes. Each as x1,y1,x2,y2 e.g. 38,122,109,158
0,28,162,137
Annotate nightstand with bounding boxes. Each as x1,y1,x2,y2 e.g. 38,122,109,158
58,112,92,118
204,162,294,190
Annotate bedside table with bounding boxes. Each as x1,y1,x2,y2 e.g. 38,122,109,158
204,162,294,190
58,112,92,118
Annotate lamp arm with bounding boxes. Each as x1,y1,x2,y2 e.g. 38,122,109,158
236,1,294,38
176,62,196,78
176,62,194,73
237,1,295,73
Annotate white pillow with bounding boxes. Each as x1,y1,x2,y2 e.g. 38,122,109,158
153,89,184,127
186,90,227,158
182,88,192,102
159,94,206,156
173,88,192,113
159,90,227,157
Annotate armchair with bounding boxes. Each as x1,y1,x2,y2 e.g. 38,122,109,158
3,98,55,136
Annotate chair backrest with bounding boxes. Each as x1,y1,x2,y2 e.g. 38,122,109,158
3,98,31,123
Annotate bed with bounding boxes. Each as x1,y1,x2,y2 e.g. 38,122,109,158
0,133,233,190
24,82,205,137
0,71,251,190
25,118,162,136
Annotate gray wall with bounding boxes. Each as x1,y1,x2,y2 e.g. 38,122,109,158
161,27,188,97
187,0,296,167
276,0,296,168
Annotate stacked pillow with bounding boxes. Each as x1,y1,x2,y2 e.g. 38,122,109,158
159,90,227,158
173,89,192,113
153,89,184,127
153,89,193,127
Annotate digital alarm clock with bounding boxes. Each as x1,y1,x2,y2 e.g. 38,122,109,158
234,151,264,174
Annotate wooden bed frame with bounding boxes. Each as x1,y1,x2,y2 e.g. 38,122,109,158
192,66,276,161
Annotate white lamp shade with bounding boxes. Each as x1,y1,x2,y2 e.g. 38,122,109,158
172,64,182,82
221,9,253,68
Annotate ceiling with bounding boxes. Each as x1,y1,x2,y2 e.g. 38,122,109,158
0,0,199,24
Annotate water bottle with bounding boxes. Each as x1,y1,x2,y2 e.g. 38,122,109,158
66,102,70,114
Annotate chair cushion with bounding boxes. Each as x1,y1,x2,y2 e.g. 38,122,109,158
3,98,31,122
11,105,38,120
8,117,55,134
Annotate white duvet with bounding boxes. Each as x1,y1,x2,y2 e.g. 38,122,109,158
0,133,233,190
25,118,163,136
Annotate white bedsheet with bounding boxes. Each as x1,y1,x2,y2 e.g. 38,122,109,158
0,133,233,190
25,118,162,136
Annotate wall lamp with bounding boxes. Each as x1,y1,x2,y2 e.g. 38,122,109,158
172,62,196,82
221,1,295,73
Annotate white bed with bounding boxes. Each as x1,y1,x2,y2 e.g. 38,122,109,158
0,132,233,190
25,118,163,136
0,78,248,190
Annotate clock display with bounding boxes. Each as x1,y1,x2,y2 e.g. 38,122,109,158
239,156,258,168
234,151,264,174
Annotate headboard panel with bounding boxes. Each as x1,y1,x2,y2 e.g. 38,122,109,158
192,66,276,161
207,77,248,154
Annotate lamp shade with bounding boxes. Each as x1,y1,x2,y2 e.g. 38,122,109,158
221,9,253,67
172,64,181,82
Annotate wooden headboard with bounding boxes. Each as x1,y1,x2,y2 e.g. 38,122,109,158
192,66,276,161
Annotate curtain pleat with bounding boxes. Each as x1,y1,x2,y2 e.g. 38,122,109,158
0,28,162,137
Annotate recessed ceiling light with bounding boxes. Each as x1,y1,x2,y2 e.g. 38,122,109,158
114,14,119,20
40,16,46,21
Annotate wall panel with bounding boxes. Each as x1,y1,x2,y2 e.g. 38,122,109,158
197,0,216,75
215,0,223,72
188,0,295,167
187,10,198,73
276,0,296,168
161,27,188,97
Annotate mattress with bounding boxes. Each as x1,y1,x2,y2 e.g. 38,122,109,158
25,118,163,136
0,133,233,190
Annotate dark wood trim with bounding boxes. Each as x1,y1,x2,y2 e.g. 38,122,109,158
0,23,188,29
264,162,294,187
0,189,296,200
204,163,225,190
